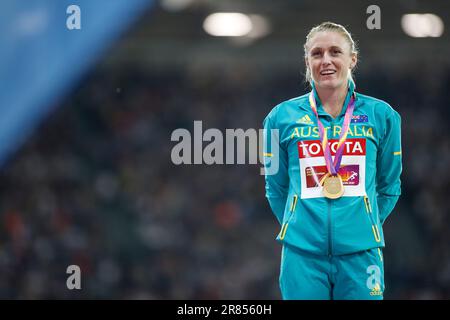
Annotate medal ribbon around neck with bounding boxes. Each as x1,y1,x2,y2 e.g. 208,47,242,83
308,87,356,177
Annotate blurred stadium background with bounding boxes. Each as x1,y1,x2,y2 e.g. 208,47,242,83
0,0,449,299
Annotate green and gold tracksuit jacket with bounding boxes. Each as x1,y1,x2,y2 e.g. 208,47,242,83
263,83,402,256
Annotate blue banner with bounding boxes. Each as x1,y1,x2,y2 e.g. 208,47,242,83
0,0,153,166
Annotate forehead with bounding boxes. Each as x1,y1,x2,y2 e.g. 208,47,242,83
307,31,349,50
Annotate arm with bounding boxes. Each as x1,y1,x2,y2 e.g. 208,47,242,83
263,114,289,225
376,108,402,225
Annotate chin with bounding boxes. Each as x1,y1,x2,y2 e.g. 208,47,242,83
315,78,345,90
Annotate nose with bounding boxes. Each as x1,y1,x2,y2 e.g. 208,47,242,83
321,52,332,65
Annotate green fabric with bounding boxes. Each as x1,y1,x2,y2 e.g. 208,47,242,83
263,85,402,255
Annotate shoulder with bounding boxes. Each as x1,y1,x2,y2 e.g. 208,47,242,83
264,93,309,124
356,92,400,119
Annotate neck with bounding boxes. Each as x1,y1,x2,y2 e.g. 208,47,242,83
315,83,348,118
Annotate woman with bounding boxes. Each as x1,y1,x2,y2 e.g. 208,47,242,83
263,22,402,300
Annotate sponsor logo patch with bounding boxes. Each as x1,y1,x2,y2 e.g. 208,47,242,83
298,138,367,199
296,115,314,125
370,283,383,296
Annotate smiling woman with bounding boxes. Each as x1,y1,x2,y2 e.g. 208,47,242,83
262,21,402,300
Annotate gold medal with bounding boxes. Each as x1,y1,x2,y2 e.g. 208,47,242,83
321,173,344,199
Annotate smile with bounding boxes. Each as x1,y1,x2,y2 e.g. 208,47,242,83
320,69,336,75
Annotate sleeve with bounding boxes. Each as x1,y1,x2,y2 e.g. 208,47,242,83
263,113,289,225
376,108,402,225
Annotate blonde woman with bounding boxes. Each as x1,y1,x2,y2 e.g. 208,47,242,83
263,22,402,299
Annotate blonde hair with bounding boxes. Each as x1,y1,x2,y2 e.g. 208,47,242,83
303,22,358,85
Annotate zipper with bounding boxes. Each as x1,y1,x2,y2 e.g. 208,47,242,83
363,195,372,214
328,120,335,257
364,195,381,243
279,195,298,240
289,195,298,212
327,199,333,256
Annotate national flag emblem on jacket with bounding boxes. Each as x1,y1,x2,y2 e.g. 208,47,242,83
351,115,369,123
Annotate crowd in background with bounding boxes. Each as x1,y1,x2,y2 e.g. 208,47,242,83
0,62,449,299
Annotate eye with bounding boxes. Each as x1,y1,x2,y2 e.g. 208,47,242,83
311,50,322,57
331,49,342,55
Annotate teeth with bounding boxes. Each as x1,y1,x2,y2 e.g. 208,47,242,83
321,70,335,75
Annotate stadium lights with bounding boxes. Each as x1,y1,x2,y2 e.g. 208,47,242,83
203,13,253,37
246,14,271,39
401,13,444,38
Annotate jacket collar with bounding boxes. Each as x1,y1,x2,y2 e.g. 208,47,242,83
310,79,356,118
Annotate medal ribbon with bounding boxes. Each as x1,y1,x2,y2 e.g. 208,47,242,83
308,85,356,177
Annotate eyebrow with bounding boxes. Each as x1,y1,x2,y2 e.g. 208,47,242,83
310,45,343,51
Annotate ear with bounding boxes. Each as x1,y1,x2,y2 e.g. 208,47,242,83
350,53,357,70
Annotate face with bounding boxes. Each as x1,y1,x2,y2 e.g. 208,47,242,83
305,31,357,90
